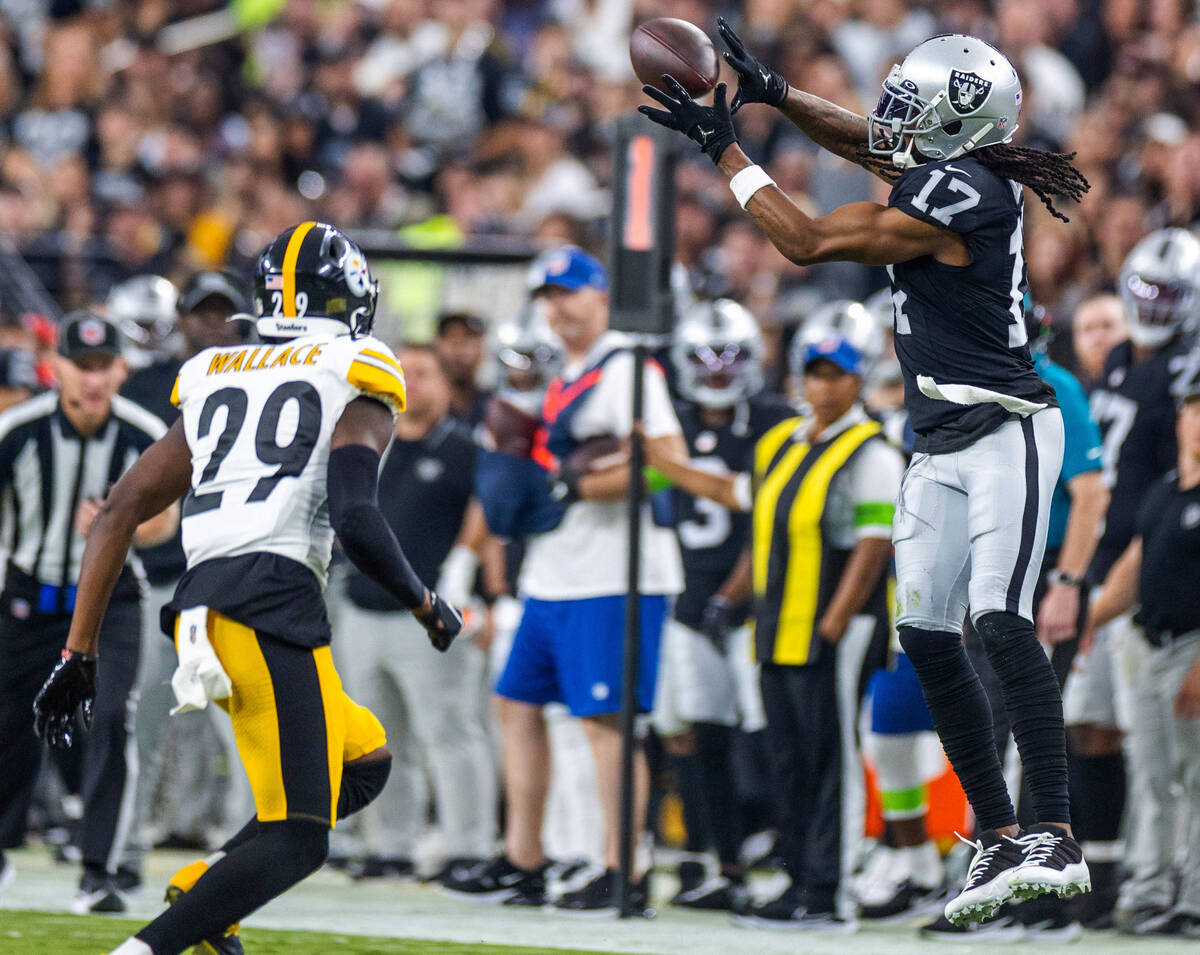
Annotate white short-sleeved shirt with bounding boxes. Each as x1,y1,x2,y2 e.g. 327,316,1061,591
521,331,684,600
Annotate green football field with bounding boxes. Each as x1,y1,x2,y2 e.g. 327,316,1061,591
3,848,1197,954
0,911,616,955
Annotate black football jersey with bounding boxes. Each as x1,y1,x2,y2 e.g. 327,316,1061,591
1089,337,1200,579
671,394,795,630
886,157,1057,453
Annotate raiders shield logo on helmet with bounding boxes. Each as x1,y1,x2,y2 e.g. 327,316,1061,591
948,70,992,115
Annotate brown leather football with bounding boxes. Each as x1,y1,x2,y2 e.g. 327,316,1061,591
630,18,719,97
564,435,628,474
483,397,541,458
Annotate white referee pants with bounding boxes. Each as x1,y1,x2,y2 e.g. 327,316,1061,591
337,601,496,860
1119,632,1200,916
894,409,1064,631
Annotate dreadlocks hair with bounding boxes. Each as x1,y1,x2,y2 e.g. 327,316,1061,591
854,143,1090,222
972,144,1090,222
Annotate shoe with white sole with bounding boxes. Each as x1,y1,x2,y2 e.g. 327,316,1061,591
73,867,125,915
1008,825,1090,902
944,831,1025,926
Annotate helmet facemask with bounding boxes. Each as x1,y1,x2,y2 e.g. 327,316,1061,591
680,341,760,409
868,71,938,169
1123,271,1194,348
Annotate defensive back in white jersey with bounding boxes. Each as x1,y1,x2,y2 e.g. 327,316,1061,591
171,333,406,585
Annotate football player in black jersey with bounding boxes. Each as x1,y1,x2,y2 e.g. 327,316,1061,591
1064,228,1200,929
653,298,792,911
641,27,1093,924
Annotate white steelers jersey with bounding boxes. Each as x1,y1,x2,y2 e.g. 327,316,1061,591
171,333,405,586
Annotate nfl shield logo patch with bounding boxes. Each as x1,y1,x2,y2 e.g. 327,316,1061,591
948,70,992,115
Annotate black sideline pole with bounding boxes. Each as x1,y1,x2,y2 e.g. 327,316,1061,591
610,115,676,917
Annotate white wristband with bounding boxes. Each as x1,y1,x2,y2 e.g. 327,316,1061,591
729,164,775,210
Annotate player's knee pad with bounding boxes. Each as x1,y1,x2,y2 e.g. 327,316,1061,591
336,754,392,820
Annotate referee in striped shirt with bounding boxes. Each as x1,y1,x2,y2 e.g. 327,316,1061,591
0,312,176,912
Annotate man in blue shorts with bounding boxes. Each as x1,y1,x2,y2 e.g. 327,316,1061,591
448,247,685,913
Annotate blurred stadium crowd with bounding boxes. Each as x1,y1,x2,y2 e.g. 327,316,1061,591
1,0,1200,946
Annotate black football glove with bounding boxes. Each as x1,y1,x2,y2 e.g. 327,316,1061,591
415,590,463,653
33,649,96,749
717,17,789,113
639,78,738,165
700,595,735,653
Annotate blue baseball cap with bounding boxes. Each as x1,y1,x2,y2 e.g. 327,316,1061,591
528,246,609,295
802,335,863,375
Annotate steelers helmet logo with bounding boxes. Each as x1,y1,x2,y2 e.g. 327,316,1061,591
948,69,992,116
343,254,371,298
80,319,107,345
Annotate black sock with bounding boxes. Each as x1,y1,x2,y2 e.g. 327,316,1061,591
673,750,709,855
899,626,1016,830
139,819,328,953
693,722,743,870
1070,747,1125,894
1069,750,1124,843
974,612,1070,825
733,729,775,836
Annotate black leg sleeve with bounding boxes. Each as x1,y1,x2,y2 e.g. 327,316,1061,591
336,755,391,819
899,625,1017,831
974,611,1070,825
139,819,328,954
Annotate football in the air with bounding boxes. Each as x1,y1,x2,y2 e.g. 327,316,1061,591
630,18,719,97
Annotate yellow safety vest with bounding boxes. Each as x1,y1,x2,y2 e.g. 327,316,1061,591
751,417,883,665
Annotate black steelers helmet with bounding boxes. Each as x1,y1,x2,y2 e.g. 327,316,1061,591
253,221,379,339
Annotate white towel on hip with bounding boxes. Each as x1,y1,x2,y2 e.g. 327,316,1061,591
170,606,232,715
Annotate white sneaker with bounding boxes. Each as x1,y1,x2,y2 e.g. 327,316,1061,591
1008,825,1091,901
944,831,1026,926
852,845,906,907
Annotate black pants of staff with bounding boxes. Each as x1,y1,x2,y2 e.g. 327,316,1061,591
0,597,141,874
760,657,869,913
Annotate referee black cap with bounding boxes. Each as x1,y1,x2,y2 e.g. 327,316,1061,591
59,310,121,361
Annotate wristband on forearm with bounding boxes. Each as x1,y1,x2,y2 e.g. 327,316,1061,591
730,165,776,209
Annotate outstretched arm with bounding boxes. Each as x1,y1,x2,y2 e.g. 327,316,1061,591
716,17,893,182
640,81,963,267
778,90,888,179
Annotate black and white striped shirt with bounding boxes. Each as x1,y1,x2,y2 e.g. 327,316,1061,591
0,392,166,596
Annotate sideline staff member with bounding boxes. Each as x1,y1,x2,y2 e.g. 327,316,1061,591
337,344,494,877
1086,380,1200,934
0,313,174,911
645,334,903,928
